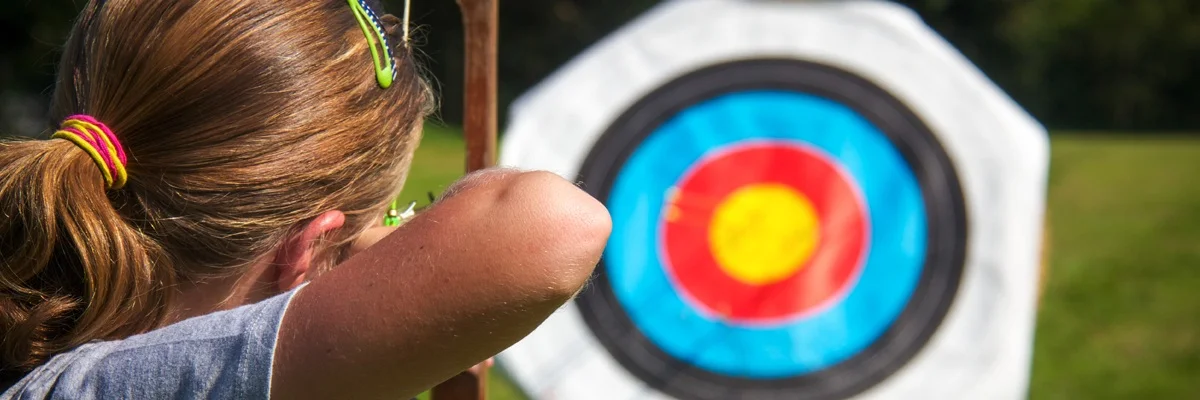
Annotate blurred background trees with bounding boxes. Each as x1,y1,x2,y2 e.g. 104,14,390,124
3,0,1198,136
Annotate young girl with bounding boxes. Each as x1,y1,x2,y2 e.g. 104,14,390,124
0,0,610,399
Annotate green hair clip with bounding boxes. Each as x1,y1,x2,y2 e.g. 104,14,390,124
348,0,397,88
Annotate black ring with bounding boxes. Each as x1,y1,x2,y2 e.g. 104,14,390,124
573,59,969,400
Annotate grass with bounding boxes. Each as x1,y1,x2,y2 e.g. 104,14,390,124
396,123,469,207
402,126,1200,399
1031,135,1200,399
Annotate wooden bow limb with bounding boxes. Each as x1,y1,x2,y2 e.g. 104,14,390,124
430,0,498,399
457,0,499,173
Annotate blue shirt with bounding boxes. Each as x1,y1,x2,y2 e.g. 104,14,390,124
2,286,302,400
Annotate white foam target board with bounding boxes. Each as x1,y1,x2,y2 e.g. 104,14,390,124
497,1,1049,399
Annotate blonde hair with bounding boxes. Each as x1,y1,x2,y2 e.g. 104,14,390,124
0,0,431,376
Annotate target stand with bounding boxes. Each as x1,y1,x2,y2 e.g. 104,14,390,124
498,1,1049,399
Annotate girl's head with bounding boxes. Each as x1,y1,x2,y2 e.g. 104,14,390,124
0,0,430,374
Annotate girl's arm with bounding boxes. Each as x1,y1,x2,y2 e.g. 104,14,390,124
270,169,612,400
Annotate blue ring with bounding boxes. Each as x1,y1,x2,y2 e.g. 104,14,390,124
604,91,927,378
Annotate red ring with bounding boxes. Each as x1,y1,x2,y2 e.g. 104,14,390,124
661,143,869,324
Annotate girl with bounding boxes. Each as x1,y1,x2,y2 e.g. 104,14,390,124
0,0,610,399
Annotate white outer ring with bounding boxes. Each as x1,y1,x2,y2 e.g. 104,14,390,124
497,1,1049,399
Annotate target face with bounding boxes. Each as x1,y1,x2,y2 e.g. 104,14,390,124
574,59,968,400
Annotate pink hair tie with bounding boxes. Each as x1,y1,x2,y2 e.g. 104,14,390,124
51,115,129,190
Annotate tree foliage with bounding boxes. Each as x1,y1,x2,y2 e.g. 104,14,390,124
900,0,1200,130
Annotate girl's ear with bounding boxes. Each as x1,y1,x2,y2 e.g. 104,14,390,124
272,210,346,292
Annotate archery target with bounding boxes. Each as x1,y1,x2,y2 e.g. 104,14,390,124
571,60,966,400
498,1,1049,399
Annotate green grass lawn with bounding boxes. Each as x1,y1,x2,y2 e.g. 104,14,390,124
1032,135,1200,399
403,127,1200,399
396,123,470,207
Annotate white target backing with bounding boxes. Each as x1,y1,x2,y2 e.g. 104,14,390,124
498,1,1049,399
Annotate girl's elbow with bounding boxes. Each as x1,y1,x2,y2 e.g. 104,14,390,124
503,171,612,298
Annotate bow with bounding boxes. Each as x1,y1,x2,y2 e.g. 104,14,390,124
430,0,499,399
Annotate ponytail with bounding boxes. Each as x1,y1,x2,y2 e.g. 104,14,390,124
2,0,432,380
0,138,172,378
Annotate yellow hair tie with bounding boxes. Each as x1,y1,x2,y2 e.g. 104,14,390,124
51,115,128,190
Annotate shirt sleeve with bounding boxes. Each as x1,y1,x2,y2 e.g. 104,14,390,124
42,284,306,400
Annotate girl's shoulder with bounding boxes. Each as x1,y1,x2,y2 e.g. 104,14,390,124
2,286,304,400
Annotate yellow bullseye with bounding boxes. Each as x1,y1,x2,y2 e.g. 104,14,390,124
709,183,821,286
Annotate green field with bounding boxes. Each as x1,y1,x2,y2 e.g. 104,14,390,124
404,127,1200,399
1032,135,1200,399
396,123,472,207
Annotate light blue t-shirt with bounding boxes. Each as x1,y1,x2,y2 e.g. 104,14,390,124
1,286,302,400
